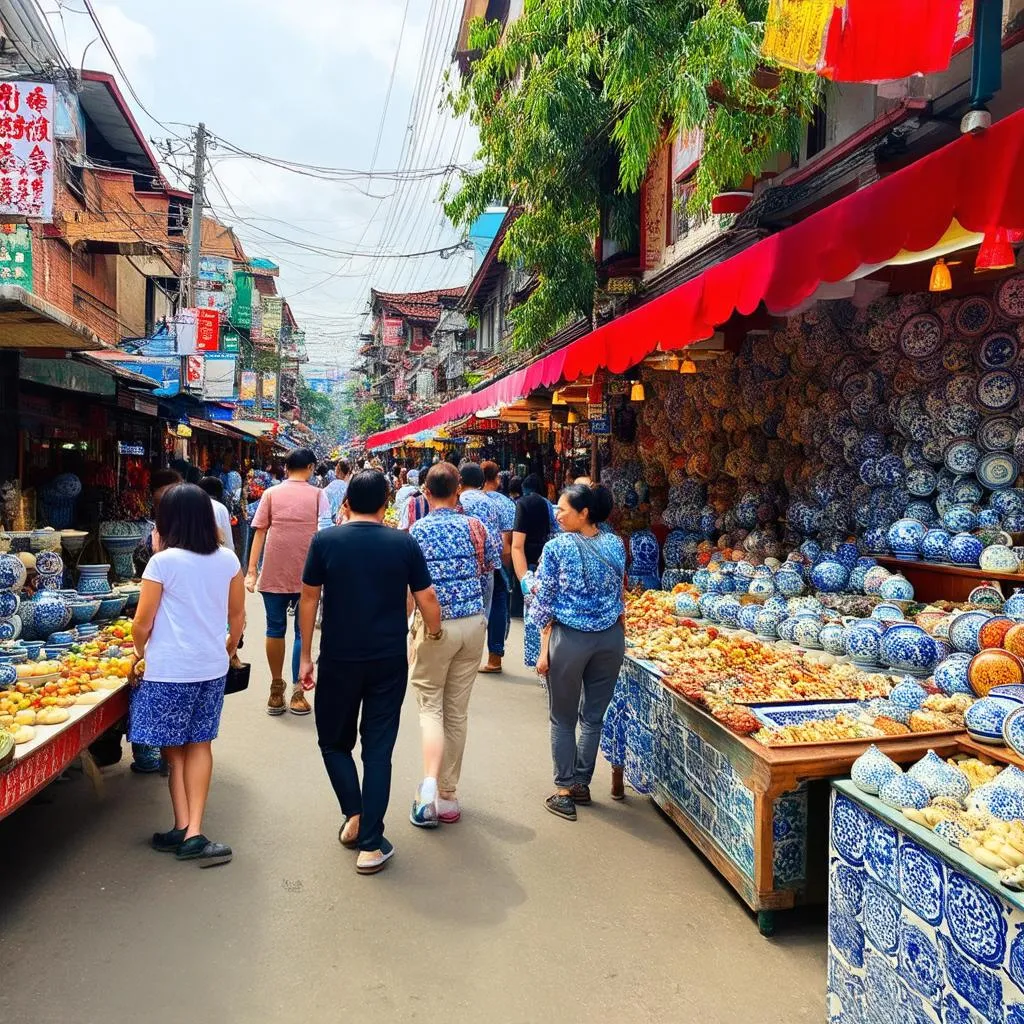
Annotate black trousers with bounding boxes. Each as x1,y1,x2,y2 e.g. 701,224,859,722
314,654,408,852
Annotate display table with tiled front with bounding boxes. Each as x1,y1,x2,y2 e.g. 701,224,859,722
829,779,1024,1023
609,655,962,935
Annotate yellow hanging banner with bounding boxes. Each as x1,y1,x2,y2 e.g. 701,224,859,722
762,0,837,73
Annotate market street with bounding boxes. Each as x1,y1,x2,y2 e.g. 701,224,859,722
1,596,823,1024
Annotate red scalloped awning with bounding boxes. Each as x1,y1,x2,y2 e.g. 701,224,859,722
367,108,1024,449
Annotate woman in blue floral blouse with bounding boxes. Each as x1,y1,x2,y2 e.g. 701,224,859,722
527,483,626,821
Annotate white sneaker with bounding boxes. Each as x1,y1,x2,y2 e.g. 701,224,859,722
410,787,439,828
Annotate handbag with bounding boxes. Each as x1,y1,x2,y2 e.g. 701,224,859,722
225,656,251,695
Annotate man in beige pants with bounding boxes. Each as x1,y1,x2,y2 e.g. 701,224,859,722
407,463,497,826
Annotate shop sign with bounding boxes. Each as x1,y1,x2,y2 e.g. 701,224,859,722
231,271,254,328
605,277,637,295
20,356,113,396
198,256,233,284
382,316,404,347
185,355,204,388
202,353,237,400
589,414,611,435
195,308,220,352
117,441,146,456
221,327,241,354
640,140,670,270
0,83,54,220
261,372,277,406
0,224,32,288
195,285,233,316
261,296,283,337
240,370,257,405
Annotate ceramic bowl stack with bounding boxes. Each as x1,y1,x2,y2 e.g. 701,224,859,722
76,564,113,597
0,552,26,644
33,548,64,591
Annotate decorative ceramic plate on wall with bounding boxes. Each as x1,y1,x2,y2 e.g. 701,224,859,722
978,415,1017,452
977,451,1020,490
996,273,1024,320
954,295,996,336
898,312,943,359
977,369,1020,411
976,330,1020,370
944,438,981,475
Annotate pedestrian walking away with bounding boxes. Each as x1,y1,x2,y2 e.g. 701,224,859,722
456,462,504,621
324,459,351,523
512,473,557,669
408,462,495,828
479,460,516,674
198,475,235,550
129,483,245,866
527,483,626,822
245,447,332,717
298,470,442,875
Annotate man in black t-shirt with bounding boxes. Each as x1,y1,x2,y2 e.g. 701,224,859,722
299,470,441,875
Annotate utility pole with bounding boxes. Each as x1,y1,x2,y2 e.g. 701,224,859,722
274,329,282,421
181,122,207,395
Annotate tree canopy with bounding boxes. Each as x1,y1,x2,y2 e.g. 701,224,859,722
444,0,818,351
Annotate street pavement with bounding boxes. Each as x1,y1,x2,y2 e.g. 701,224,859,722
0,593,825,1024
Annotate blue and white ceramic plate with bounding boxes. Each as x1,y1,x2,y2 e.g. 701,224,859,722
944,438,981,475
977,451,1019,490
906,467,937,497
996,272,1024,320
977,330,1020,370
898,313,943,360
1005,706,1024,759
946,374,980,407
944,403,981,437
750,700,859,730
955,295,996,337
977,369,1019,412
978,415,1017,452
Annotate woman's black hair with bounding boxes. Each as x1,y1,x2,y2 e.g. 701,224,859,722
562,483,614,524
155,483,219,555
509,475,523,498
198,475,224,501
522,473,543,494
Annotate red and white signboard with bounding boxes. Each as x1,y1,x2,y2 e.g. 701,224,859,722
195,308,220,352
382,316,404,347
185,355,205,388
0,82,54,219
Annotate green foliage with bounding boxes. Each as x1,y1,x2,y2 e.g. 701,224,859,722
296,378,335,431
445,0,819,351
357,400,386,438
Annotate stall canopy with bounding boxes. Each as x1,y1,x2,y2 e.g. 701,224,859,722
367,108,1024,449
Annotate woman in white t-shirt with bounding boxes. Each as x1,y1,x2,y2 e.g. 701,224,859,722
130,483,245,867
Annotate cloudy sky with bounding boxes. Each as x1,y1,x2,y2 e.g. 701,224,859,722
43,0,478,365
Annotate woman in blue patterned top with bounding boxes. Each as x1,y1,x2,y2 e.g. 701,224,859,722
527,483,626,821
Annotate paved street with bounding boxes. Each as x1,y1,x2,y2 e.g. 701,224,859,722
1,596,824,1024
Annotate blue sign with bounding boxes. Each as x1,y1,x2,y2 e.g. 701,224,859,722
590,415,611,435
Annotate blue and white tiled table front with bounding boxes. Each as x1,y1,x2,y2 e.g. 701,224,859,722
828,780,1024,1024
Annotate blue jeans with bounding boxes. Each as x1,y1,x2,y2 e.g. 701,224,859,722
487,569,510,656
262,591,301,684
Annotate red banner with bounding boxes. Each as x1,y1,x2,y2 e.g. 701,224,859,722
382,316,404,347
195,308,220,352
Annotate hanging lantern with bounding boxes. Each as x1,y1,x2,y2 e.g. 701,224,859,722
567,410,579,424
929,258,953,292
975,228,1015,272
679,357,698,374
630,381,646,402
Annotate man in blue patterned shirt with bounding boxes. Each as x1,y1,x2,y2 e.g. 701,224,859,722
457,462,504,620
478,460,516,673
408,462,496,828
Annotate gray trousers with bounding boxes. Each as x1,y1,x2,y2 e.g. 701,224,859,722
481,571,495,620
547,621,626,789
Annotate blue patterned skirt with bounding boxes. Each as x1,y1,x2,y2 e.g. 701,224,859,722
128,676,226,747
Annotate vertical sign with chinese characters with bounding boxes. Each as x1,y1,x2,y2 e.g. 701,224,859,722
0,83,54,220
382,316,404,346
231,271,254,328
640,141,670,270
0,224,32,289
195,308,220,352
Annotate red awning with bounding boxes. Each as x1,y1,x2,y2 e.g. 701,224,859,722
367,108,1024,449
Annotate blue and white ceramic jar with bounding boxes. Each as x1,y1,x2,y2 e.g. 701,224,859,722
880,623,939,678
737,604,760,632
810,560,850,593
793,615,823,649
919,528,951,562
819,623,847,656
843,618,885,668
947,609,994,654
886,518,926,560
851,744,902,795
942,503,978,533
0,590,20,619
747,576,776,602
947,532,983,566
775,567,804,597
1006,588,1024,620
870,602,905,623
674,593,700,619
76,564,112,597
861,527,888,554
0,553,27,592
754,606,784,638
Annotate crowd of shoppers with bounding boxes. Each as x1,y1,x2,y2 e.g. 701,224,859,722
127,446,626,874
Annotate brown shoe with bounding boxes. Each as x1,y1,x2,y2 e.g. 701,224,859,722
568,783,592,805
479,654,503,674
267,679,286,716
289,686,311,716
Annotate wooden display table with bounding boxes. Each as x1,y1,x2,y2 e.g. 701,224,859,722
0,686,128,820
876,556,1024,602
613,656,962,935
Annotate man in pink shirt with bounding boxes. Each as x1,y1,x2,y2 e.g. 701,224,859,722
245,448,331,716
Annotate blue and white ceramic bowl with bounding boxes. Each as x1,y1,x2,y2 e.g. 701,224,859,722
942,504,978,533
69,599,99,625
933,653,974,695
0,617,21,642
948,609,994,654
947,532,983,567
33,549,63,576
871,602,905,623
880,623,938,678
754,607,784,638
793,616,823,649
819,623,847,656
886,518,926,560
879,574,914,602
737,605,760,633
844,619,885,668
1005,589,1024,620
